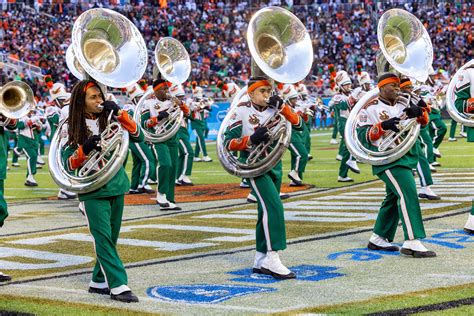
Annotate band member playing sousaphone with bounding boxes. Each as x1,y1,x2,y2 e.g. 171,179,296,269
357,73,436,257
223,77,302,279
62,80,143,302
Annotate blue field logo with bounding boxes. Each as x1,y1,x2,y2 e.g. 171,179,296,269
146,284,275,304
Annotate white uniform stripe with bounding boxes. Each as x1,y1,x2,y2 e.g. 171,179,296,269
417,162,427,187
196,132,203,154
152,145,161,193
431,121,439,144
134,143,150,188
22,149,32,177
419,135,428,158
289,143,301,171
250,178,272,251
385,169,414,240
179,139,189,176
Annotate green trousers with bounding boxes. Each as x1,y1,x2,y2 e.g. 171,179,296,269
429,117,447,149
18,137,37,177
289,141,308,179
0,180,7,227
194,127,208,157
449,119,457,138
147,143,157,182
10,133,18,164
304,123,311,156
84,195,128,291
153,142,178,202
130,141,156,189
331,117,338,139
419,128,434,163
248,162,286,253
177,134,194,178
415,139,433,187
374,166,426,241
337,120,350,178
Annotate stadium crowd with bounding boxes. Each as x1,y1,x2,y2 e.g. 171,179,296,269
0,1,472,101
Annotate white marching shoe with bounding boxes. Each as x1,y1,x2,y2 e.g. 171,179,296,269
37,156,46,165
335,154,342,161
401,240,436,258
24,175,38,187
418,186,441,200
147,179,157,185
460,131,467,138
193,157,202,162
287,170,302,186
260,251,296,279
0,271,12,282
346,160,360,174
252,251,266,274
448,137,457,142
58,189,77,200
464,214,474,235
202,156,212,162
179,175,193,186
429,164,437,172
246,193,257,203
337,176,353,182
433,147,441,158
239,180,250,188
160,202,181,211
367,233,399,251
156,193,170,207
330,138,339,145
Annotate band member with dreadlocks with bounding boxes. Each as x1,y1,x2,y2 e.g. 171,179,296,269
0,113,18,282
454,65,474,234
124,83,155,194
142,78,191,210
62,80,143,302
224,76,303,279
358,73,436,258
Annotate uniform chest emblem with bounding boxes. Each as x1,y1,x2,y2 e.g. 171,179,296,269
154,104,161,111
249,114,260,125
379,110,389,121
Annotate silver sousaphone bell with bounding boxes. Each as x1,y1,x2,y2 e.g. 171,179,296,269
0,81,36,125
217,6,313,178
345,9,433,166
49,8,147,193
446,59,474,127
134,37,191,143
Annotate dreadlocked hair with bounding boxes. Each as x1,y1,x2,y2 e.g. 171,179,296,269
68,80,108,147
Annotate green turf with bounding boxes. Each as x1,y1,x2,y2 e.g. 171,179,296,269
5,121,471,202
282,282,474,315
0,294,156,316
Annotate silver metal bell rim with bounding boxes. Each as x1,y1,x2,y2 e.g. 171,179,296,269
247,6,313,84
71,8,147,88
377,8,433,83
65,45,84,81
0,81,36,119
155,37,191,84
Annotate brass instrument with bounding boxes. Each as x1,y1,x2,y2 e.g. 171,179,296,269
0,81,36,126
446,60,474,127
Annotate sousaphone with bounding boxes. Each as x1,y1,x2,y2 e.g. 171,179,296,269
345,9,433,165
0,81,36,126
217,6,313,177
446,59,474,127
49,8,147,193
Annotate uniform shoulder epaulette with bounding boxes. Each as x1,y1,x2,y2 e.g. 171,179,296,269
237,101,251,108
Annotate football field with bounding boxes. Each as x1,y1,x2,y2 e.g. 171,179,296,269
0,128,473,315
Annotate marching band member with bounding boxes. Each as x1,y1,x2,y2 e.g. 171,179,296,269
142,78,190,210
217,80,241,102
332,70,360,182
124,83,156,194
351,71,372,101
16,109,43,186
454,65,474,235
224,77,303,279
62,80,143,302
358,73,436,257
190,82,212,162
47,82,77,200
0,113,18,282
400,79,440,200
427,83,447,163
281,84,308,186
171,84,195,186
295,82,314,161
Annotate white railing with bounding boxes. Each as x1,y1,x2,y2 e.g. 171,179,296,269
0,53,44,78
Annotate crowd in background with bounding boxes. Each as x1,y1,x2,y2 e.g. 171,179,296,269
1,1,472,102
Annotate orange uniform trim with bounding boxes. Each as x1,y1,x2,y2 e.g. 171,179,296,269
369,122,384,141
147,116,159,128
228,136,250,151
179,102,190,116
416,107,429,126
377,77,400,88
68,145,87,170
280,104,300,125
117,110,138,135
248,80,271,93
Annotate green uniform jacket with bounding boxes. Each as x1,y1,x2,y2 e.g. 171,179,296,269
47,113,60,141
62,117,144,201
0,122,18,180
357,125,419,175
429,107,441,120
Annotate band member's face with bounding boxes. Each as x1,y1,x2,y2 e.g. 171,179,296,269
85,87,104,115
380,83,400,103
362,83,371,91
249,86,272,107
401,85,413,94
341,83,352,94
154,86,169,101
288,97,298,106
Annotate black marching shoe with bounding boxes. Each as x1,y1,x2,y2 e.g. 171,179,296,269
367,242,399,252
0,273,11,282
111,291,139,303
88,287,110,295
464,227,474,235
252,267,262,274
400,247,436,258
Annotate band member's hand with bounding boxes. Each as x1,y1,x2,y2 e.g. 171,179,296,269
267,95,285,109
381,117,401,133
83,135,102,155
157,111,169,121
416,98,427,108
403,105,423,118
0,114,7,123
102,101,121,115
250,126,270,145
